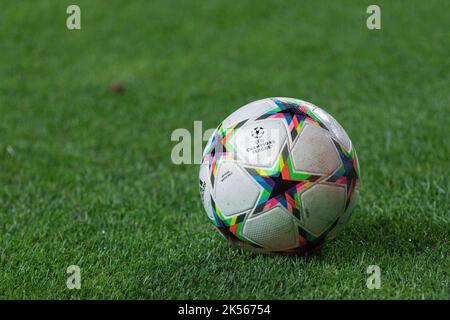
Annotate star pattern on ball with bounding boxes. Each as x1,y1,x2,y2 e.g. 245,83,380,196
244,145,321,221
326,140,360,209
204,120,247,187
257,99,326,142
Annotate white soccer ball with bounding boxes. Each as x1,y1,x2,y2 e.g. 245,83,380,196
199,98,360,254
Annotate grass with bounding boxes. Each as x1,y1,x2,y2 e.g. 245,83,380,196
0,0,448,299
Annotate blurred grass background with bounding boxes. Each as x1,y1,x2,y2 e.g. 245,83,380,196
0,0,448,299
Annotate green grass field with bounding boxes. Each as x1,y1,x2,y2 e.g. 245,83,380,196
0,0,448,299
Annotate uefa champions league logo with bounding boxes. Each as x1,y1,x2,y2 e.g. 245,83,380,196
251,127,265,139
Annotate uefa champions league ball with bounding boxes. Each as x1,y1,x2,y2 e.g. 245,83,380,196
199,98,360,254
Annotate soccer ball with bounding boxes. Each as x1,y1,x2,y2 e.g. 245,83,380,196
199,98,360,254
